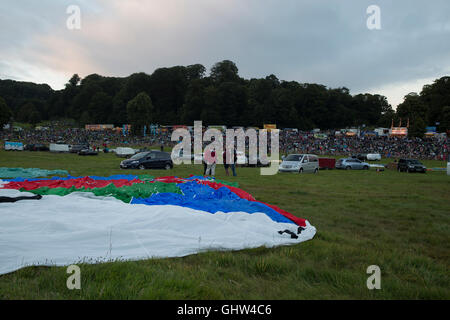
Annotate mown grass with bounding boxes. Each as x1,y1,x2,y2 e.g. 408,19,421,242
0,150,449,299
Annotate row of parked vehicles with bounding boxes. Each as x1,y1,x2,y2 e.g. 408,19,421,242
19,144,429,174
120,149,267,170
278,154,372,173
23,143,98,155
118,150,428,174
278,153,427,174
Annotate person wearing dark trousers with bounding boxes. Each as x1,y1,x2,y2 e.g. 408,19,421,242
203,159,207,176
223,150,230,176
231,148,237,176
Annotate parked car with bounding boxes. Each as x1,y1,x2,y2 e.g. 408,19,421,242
120,151,173,170
279,154,319,173
352,153,368,161
70,144,89,153
336,158,370,170
397,159,426,173
78,148,98,156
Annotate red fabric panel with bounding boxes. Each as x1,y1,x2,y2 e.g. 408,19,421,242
257,201,307,227
154,176,187,183
2,177,143,190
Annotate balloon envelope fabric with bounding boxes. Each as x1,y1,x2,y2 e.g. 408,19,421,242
0,175,316,275
0,167,69,179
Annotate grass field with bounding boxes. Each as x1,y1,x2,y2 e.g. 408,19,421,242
0,150,449,299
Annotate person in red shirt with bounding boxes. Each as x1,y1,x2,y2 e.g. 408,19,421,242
205,148,217,176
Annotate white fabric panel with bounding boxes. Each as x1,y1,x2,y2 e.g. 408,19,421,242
0,189,315,275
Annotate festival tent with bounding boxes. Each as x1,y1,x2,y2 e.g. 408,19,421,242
4,141,24,151
0,175,316,275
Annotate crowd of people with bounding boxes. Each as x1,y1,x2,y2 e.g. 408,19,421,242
279,131,448,161
0,122,176,150
1,122,448,161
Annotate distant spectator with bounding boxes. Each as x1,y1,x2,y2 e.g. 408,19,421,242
223,150,230,176
205,148,217,176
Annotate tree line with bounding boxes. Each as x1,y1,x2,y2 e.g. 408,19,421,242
0,60,449,136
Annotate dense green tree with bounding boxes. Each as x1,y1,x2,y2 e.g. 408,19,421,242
440,106,450,132
210,60,240,83
1,62,448,131
0,97,13,129
16,102,41,124
88,92,112,123
409,117,427,138
79,111,92,126
0,80,52,117
396,93,429,137
397,93,428,122
67,74,81,87
186,64,206,81
181,78,210,124
127,92,154,135
420,77,450,126
149,66,188,124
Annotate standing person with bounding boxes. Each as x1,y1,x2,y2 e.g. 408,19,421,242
205,148,217,177
203,157,207,175
223,149,230,176
160,143,164,152
231,147,237,177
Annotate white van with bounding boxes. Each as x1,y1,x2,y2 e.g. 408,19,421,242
366,153,382,161
279,154,319,173
115,147,136,158
49,143,69,153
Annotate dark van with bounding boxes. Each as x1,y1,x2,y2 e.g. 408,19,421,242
397,159,427,173
120,151,173,170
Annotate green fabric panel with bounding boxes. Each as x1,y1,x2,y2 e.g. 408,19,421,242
214,179,239,188
24,182,182,203
23,186,81,196
0,167,68,179
136,174,155,181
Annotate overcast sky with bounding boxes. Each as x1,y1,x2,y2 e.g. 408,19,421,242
0,0,449,108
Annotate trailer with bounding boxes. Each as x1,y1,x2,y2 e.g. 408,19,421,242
4,141,24,151
319,158,336,170
49,144,69,153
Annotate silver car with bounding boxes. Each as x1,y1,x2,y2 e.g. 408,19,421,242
336,158,370,170
279,154,319,173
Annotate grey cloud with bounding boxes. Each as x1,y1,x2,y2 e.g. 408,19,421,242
0,0,449,107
